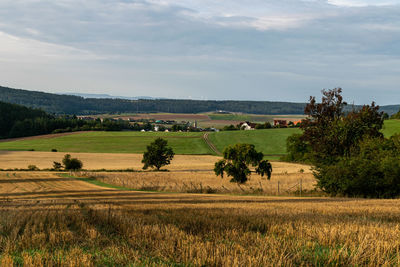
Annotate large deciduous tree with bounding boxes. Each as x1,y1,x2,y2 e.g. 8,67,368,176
214,144,272,183
142,138,175,171
285,88,400,198
300,88,383,165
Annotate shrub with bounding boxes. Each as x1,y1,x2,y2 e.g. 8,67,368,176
28,165,39,171
315,136,400,198
281,134,311,163
62,154,83,171
53,161,63,171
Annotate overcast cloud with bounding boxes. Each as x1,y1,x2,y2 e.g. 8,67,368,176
0,0,399,104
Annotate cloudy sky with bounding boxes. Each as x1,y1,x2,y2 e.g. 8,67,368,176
0,0,399,104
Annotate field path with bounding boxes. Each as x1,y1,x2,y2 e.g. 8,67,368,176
203,133,221,155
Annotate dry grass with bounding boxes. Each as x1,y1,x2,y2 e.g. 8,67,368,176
79,167,315,195
0,172,400,266
0,151,221,170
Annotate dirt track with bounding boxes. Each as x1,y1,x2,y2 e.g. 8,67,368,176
203,133,221,155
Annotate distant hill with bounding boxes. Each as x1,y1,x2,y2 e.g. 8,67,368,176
62,92,161,100
0,85,398,115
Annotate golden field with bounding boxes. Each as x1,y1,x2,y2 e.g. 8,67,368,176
0,151,315,195
79,168,315,195
0,171,400,266
0,151,221,170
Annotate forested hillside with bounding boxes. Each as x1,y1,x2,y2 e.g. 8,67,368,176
0,101,131,139
0,86,306,115
1,86,398,115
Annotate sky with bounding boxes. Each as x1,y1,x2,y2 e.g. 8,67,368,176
0,0,399,104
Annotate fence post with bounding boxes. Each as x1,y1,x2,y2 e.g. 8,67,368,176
277,181,280,195
300,179,302,197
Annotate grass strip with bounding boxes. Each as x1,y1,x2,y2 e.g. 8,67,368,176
58,173,134,191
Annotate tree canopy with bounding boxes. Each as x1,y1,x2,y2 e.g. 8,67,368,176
142,138,175,171
214,144,272,183
285,88,400,198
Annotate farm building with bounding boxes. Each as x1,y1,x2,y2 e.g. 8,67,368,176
239,121,257,130
273,118,302,127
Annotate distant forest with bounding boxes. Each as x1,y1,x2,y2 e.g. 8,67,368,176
0,86,399,115
0,101,131,139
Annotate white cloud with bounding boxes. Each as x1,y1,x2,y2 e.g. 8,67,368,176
327,0,400,7
0,0,399,103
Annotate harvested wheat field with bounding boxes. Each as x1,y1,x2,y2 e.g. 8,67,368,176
0,151,222,170
0,151,312,172
79,168,315,195
0,171,400,266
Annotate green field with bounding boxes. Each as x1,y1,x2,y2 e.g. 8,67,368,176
382,119,400,137
209,128,300,156
0,132,213,155
0,120,399,156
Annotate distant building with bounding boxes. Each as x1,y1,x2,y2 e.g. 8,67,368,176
239,121,257,130
273,118,302,127
154,125,159,132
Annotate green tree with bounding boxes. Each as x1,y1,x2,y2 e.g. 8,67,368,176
315,135,400,198
62,154,83,170
287,88,400,198
282,133,311,163
214,144,272,183
142,138,175,170
300,88,383,165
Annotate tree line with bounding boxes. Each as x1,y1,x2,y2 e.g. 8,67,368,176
0,101,131,139
2,85,400,116
0,85,322,115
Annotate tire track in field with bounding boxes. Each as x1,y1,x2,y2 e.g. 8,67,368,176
203,133,222,156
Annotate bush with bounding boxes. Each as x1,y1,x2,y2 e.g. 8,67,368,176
281,134,311,163
62,154,83,170
222,125,238,131
255,122,272,129
53,161,63,171
315,136,400,198
27,165,39,171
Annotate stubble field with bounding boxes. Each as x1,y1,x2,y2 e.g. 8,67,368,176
1,172,400,266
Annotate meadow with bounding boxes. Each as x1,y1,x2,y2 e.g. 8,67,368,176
0,131,212,155
0,129,297,157
0,120,398,158
209,128,300,156
1,171,400,266
382,119,400,137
